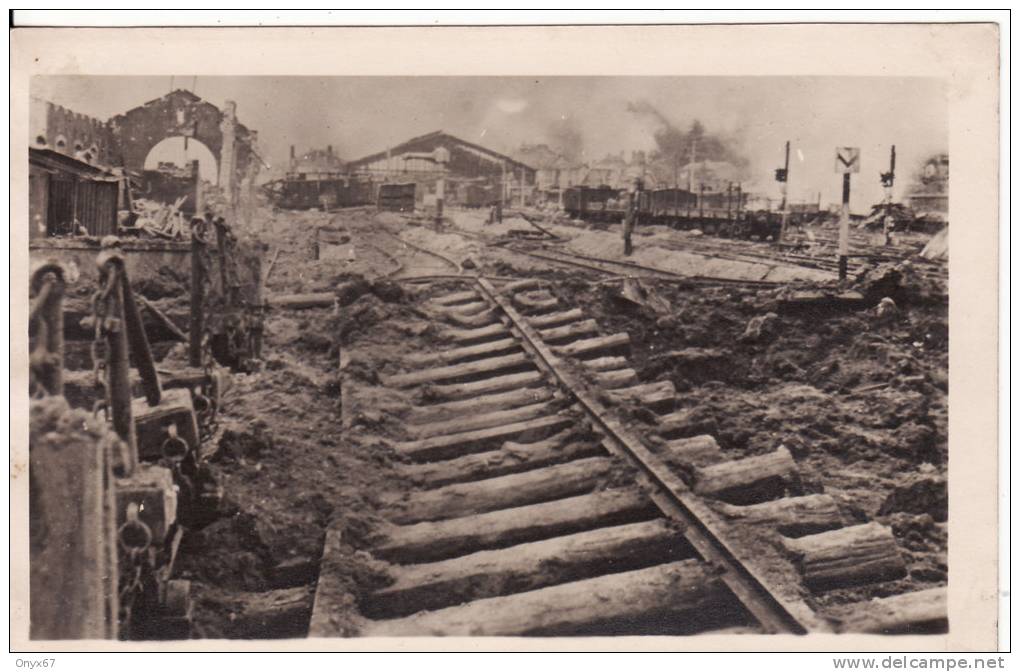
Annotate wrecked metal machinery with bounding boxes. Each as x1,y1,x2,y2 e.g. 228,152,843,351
29,242,224,639
190,216,265,372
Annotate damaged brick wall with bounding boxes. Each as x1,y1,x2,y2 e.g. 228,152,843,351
31,90,258,211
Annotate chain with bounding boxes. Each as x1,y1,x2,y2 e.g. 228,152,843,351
190,217,221,438
116,500,154,636
89,267,120,420
28,317,50,400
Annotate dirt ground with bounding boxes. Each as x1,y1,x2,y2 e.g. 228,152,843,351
172,202,948,635
537,263,948,615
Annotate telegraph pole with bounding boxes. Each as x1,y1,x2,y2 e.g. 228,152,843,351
687,136,697,220
776,140,790,242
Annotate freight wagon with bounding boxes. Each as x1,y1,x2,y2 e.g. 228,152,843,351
562,185,819,241
263,172,376,211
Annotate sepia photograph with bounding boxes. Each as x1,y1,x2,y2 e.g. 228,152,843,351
10,17,1001,654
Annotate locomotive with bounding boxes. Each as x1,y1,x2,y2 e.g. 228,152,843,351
562,185,818,241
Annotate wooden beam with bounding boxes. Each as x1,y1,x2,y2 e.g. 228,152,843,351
393,411,577,462
783,522,907,591
398,434,599,488
366,520,683,618
385,456,617,524
360,560,728,636
386,352,533,388
372,488,657,563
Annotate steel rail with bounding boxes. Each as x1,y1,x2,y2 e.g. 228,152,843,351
514,246,784,289
474,277,830,635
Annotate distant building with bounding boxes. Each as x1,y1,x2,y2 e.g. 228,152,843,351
347,131,536,206
905,153,949,216
514,143,584,203
29,147,122,238
288,145,345,175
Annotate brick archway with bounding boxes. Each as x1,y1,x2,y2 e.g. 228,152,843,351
108,89,257,198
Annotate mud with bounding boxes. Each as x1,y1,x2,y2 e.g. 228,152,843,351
171,201,947,635
544,264,948,616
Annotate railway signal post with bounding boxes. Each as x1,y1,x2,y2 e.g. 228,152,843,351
880,145,896,246
835,146,861,280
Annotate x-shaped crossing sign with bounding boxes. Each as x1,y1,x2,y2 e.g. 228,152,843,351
835,147,861,174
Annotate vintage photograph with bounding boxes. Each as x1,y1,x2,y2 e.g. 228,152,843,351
12,20,999,652
25,73,951,640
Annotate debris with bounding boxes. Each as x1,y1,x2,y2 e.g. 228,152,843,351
739,312,779,343
877,475,948,522
875,297,899,321
920,227,948,261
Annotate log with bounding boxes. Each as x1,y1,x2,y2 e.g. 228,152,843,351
581,356,630,371
444,307,498,328
409,386,555,424
432,289,479,306
398,435,600,488
538,318,598,343
438,300,489,317
662,435,722,465
442,322,509,345
428,370,545,401
501,278,543,294
693,446,798,505
366,520,682,618
386,352,533,388
595,368,639,389
410,401,559,439
831,587,947,634
138,296,187,342
404,337,520,367
712,494,844,537
226,585,315,639
386,456,617,524
606,380,676,411
554,333,630,358
373,488,657,563
360,560,728,637
514,291,559,313
267,292,335,310
777,289,866,314
527,308,584,329
783,522,907,591
394,411,578,462
657,408,718,439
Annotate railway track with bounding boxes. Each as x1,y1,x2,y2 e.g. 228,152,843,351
511,245,785,289
310,276,947,637
547,214,946,285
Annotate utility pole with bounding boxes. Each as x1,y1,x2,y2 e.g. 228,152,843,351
519,166,525,208
880,145,896,246
726,182,733,225
501,160,507,213
776,140,790,243
687,136,697,221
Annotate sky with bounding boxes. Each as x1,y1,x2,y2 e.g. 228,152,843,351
32,75,947,210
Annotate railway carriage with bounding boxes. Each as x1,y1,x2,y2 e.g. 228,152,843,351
563,185,794,241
